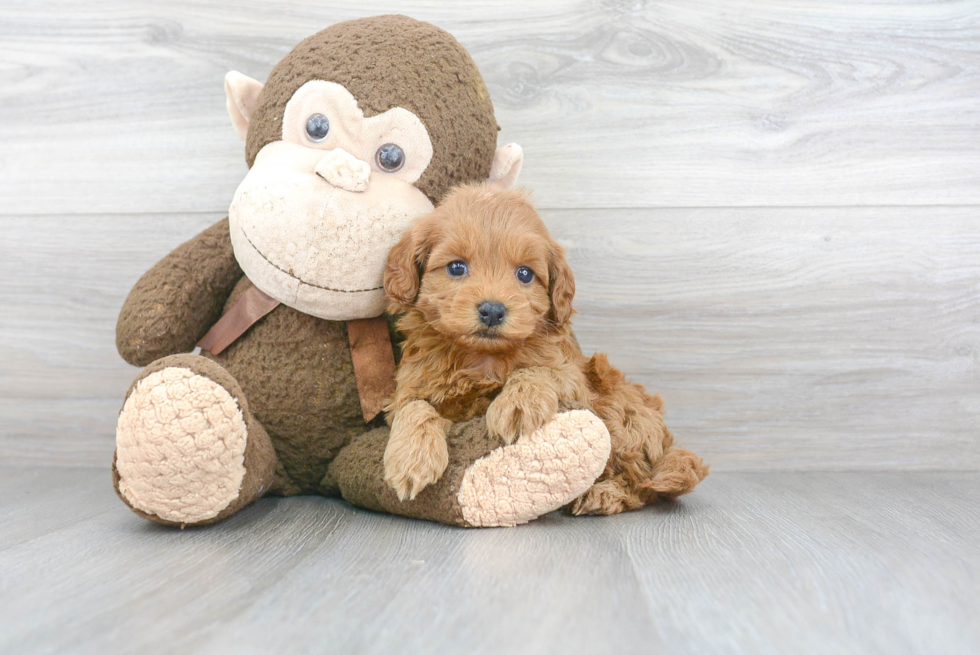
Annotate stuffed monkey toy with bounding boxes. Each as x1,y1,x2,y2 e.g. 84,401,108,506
112,15,611,528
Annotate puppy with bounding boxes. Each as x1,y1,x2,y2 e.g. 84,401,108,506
382,184,709,514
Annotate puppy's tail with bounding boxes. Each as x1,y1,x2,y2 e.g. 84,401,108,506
640,445,710,499
583,351,710,503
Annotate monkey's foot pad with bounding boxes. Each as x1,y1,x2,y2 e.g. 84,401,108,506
457,410,611,527
116,367,248,523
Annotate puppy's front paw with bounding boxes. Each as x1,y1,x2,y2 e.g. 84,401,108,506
384,426,449,501
384,403,451,501
486,378,560,445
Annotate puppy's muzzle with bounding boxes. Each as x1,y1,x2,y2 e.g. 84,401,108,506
477,301,507,328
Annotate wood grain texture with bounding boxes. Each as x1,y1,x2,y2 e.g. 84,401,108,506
1,468,978,654
2,207,978,469
0,213,223,467
564,206,980,470
1,0,979,213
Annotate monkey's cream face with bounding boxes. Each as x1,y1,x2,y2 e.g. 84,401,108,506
229,81,435,320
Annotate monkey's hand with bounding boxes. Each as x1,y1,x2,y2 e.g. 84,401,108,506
384,400,452,501
486,367,561,445
116,218,243,366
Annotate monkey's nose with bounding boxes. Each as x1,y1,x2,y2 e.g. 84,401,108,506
314,148,371,193
478,301,507,328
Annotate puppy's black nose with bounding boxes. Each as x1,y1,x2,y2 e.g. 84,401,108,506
477,301,507,328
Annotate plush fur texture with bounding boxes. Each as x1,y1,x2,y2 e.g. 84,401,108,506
457,408,611,527
383,185,709,513
116,365,250,523
112,16,613,529
245,14,498,205
112,353,280,527
230,78,438,319
327,408,609,527
116,219,242,367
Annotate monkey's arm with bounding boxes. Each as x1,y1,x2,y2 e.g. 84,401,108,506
116,218,243,367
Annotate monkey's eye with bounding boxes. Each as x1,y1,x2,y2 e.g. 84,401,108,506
305,114,330,142
376,143,406,172
446,261,468,278
516,266,535,284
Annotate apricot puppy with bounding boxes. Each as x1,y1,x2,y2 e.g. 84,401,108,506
382,185,708,511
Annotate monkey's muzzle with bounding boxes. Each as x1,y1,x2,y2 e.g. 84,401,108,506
314,148,371,193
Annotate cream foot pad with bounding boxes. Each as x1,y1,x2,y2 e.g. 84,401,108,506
116,367,248,523
457,410,611,527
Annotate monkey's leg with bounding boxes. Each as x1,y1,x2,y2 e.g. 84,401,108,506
113,354,282,527
326,409,610,527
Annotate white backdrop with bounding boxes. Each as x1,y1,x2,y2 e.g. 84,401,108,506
2,0,978,469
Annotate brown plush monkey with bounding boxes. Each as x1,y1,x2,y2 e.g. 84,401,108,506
112,15,612,528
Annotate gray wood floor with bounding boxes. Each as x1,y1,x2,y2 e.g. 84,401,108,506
7,207,978,469
1,468,978,655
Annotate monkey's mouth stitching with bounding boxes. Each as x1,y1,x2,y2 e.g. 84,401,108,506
240,228,382,294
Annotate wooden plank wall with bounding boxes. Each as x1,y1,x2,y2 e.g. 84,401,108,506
2,0,978,469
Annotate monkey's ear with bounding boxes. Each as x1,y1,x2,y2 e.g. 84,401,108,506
548,241,576,328
488,143,524,190
384,220,435,314
225,71,264,141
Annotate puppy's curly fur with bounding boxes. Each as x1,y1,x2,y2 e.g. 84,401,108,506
382,184,709,512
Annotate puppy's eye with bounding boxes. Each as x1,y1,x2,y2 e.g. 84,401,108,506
446,261,468,278
376,143,405,172
306,114,330,142
516,266,534,284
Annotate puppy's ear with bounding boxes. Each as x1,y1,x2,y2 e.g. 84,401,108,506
385,219,435,313
548,241,576,327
